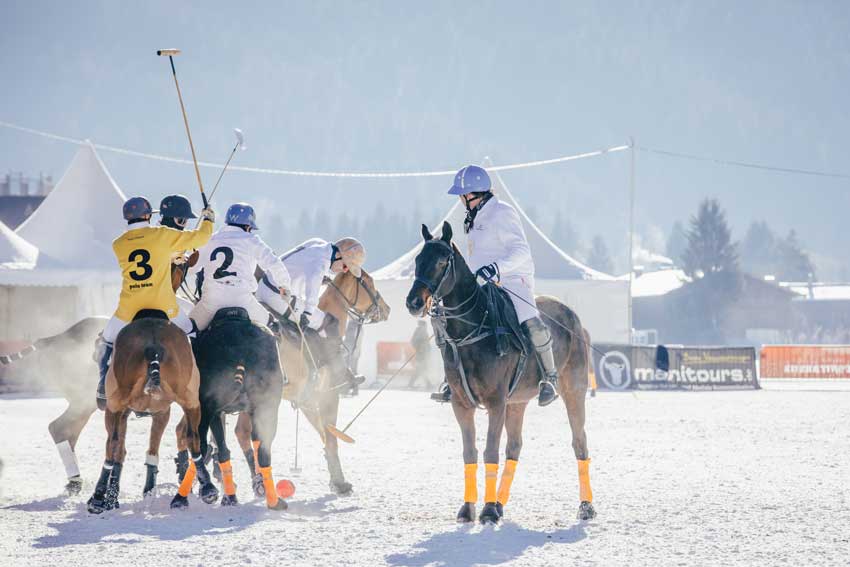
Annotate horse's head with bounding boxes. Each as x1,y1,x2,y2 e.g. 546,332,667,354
324,269,391,328
406,221,456,316
356,270,391,322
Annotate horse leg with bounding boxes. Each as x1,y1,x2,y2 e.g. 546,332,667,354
210,412,237,506
253,401,287,510
561,381,596,521
104,409,130,510
143,407,170,496
195,409,219,504
87,407,121,514
49,402,95,495
234,412,263,497
174,414,189,482
321,391,352,495
496,403,527,518
479,401,507,525
451,401,478,523
171,404,210,509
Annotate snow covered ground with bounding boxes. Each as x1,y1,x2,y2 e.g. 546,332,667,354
1,384,848,566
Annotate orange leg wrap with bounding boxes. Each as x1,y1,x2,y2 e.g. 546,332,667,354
259,466,279,508
578,458,593,502
177,460,196,497
484,463,499,503
497,459,518,506
463,463,478,503
252,440,260,474
220,460,236,496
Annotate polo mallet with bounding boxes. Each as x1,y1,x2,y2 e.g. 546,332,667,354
207,128,246,203
291,409,302,474
156,48,208,208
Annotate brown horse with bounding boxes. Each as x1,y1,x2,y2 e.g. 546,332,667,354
406,222,596,524
0,317,105,494
231,268,390,495
87,311,206,513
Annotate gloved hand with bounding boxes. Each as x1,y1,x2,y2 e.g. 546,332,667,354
200,207,215,223
279,287,289,299
299,312,311,330
475,263,499,282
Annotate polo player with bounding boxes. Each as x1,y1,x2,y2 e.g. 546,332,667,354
433,165,559,407
95,196,214,409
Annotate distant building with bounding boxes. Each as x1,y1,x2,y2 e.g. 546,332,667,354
0,172,53,228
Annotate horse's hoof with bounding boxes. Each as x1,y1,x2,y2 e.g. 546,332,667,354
221,494,238,506
479,502,500,525
456,502,475,523
170,494,189,509
577,501,596,521
87,496,106,514
495,502,504,518
268,498,288,511
252,474,265,498
330,480,353,496
65,477,83,496
199,482,220,504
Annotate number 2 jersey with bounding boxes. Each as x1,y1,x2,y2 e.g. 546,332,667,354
112,219,214,321
192,225,291,299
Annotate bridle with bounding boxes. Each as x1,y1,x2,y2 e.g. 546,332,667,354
324,274,384,325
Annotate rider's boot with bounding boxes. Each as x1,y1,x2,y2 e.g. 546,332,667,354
95,340,113,411
522,318,559,407
430,379,451,403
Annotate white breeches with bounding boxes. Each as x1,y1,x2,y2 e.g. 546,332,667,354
190,291,273,331
256,281,325,330
102,304,194,344
501,275,538,324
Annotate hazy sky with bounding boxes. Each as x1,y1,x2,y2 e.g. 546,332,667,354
1,1,848,274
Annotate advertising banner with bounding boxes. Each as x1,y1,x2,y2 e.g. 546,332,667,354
760,345,850,378
592,344,759,390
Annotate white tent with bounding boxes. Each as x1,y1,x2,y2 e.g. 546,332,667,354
0,144,124,340
362,171,631,381
16,142,127,270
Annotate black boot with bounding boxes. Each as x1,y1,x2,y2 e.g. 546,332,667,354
522,318,560,407
430,380,451,402
96,342,113,411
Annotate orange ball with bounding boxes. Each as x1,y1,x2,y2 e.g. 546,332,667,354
276,479,296,499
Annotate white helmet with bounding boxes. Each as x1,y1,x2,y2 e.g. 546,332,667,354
334,237,366,277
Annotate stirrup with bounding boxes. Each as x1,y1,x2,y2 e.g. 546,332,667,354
537,378,558,407
430,383,451,403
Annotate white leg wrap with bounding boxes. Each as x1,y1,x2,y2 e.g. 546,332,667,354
145,453,159,467
56,440,81,479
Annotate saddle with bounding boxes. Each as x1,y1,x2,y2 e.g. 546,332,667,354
481,282,532,358
132,309,169,322
209,306,251,330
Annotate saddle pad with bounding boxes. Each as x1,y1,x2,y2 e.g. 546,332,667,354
483,282,531,357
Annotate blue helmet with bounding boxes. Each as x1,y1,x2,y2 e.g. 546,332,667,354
122,196,153,221
159,194,197,219
225,202,258,230
447,165,491,195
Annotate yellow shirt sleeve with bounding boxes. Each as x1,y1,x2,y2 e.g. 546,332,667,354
162,219,214,252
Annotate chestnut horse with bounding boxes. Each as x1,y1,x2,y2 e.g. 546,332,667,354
405,222,596,524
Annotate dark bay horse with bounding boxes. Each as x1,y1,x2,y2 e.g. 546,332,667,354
406,222,596,524
232,269,390,495
87,312,206,513
0,317,105,494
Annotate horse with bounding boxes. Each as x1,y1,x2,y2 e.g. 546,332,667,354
177,307,288,510
0,317,105,494
231,268,390,496
405,222,596,524
86,311,207,513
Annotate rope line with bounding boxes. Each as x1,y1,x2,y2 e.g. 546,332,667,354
638,146,850,180
0,120,626,178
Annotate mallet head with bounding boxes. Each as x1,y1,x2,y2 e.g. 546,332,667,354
156,48,181,56
234,128,246,151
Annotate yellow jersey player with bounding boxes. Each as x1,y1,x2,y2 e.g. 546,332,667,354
95,196,214,408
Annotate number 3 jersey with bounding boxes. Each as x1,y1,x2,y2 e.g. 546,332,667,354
192,225,292,299
112,219,213,321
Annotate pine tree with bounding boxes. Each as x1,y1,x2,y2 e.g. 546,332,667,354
776,229,816,281
551,210,583,259
682,199,738,278
665,221,688,266
740,220,777,277
587,235,613,274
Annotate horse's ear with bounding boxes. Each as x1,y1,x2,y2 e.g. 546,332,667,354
441,221,453,243
421,224,433,241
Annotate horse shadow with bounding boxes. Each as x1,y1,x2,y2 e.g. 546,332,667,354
385,520,588,567
285,493,360,518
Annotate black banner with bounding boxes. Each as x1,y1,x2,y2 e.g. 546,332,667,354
592,344,759,390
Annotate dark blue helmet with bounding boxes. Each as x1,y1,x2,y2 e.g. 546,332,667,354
447,165,491,195
159,194,197,219
122,196,153,221
225,202,258,230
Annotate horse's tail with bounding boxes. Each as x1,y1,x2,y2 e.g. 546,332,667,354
143,344,165,399
0,334,58,365
233,362,246,387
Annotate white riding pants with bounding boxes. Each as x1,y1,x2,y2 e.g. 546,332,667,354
102,304,194,344
256,280,325,330
501,275,538,324
190,291,272,331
